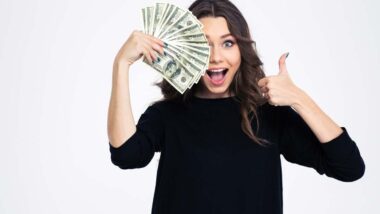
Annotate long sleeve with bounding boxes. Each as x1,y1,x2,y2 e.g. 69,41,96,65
276,106,365,182
109,104,164,169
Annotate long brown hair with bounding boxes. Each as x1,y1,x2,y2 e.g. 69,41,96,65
154,0,271,146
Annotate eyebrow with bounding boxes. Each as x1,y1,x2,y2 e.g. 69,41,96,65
205,33,233,39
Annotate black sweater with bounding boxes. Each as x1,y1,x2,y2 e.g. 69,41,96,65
109,96,365,214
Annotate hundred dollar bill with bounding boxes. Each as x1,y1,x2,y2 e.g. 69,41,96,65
168,44,209,82
142,8,147,34
166,43,208,75
166,41,210,51
143,52,195,93
160,11,202,40
165,32,209,44
146,6,155,35
153,3,169,37
153,4,175,37
156,6,187,38
151,3,166,36
164,22,203,41
167,42,210,83
141,3,210,93
165,46,203,75
163,48,201,89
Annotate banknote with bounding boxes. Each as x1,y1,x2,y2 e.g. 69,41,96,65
141,3,210,94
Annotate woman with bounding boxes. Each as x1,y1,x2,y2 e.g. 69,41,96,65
107,0,365,213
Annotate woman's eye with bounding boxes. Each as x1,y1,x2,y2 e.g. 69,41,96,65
223,40,235,48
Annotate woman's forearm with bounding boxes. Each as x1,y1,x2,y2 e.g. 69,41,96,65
291,89,343,143
107,60,137,148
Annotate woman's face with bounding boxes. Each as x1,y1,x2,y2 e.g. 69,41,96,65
195,16,241,98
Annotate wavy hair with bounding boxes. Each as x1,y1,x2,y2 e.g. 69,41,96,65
154,0,271,146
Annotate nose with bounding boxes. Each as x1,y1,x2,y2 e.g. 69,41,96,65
209,45,223,64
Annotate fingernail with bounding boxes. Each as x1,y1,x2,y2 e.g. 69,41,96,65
285,52,290,58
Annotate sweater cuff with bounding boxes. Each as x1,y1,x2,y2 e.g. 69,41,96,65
320,127,356,160
109,132,140,154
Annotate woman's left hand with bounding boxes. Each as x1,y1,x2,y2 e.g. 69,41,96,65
258,52,304,107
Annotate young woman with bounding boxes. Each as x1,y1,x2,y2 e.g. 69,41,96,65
107,0,365,213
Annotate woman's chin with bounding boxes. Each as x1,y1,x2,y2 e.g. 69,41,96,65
209,87,228,95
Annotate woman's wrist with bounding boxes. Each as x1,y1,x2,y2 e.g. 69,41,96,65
290,88,314,113
112,59,131,83
114,56,132,70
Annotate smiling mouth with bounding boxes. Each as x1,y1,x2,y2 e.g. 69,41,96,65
206,68,228,81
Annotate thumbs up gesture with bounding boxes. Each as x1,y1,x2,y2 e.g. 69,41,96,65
258,52,303,107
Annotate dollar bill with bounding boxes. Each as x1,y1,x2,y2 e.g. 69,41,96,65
146,6,155,35
153,4,175,37
142,8,147,34
156,6,187,38
165,43,209,79
166,33,209,44
141,3,210,93
160,11,202,40
143,50,196,93
163,48,200,89
168,45,210,83
153,3,169,37
151,3,166,36
164,22,203,41
166,42,210,84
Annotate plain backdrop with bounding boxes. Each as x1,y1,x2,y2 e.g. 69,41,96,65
0,0,379,213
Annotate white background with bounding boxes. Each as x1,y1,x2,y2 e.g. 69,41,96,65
0,0,379,213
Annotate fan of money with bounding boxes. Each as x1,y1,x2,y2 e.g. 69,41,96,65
142,3,210,94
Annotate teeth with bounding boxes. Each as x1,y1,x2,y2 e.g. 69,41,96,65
208,68,226,72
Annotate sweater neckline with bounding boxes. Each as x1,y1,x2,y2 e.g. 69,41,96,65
191,95,237,102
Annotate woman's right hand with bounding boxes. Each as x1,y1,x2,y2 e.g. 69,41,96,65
114,30,165,66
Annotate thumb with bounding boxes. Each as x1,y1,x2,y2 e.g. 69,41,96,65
278,52,289,75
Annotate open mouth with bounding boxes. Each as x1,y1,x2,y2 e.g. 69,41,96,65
206,68,228,84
